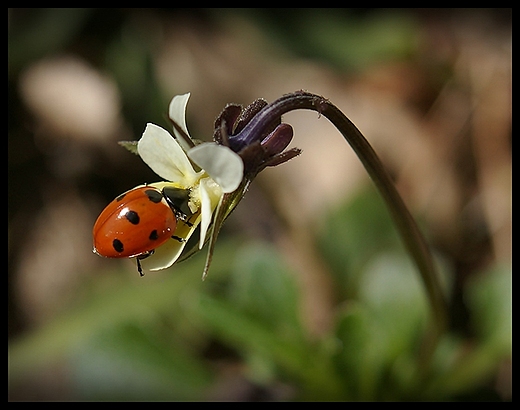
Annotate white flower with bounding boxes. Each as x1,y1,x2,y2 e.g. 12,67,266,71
136,93,243,272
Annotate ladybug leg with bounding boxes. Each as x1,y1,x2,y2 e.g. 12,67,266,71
173,209,193,226
135,251,154,277
176,212,194,227
136,258,144,277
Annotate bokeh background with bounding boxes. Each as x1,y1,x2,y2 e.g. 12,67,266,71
8,8,511,401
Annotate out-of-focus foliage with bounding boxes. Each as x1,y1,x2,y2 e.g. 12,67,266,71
9,188,511,400
244,9,419,71
9,8,511,401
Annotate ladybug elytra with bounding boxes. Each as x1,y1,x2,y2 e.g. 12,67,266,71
92,185,193,276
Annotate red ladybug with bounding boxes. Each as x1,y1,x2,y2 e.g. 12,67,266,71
93,185,191,276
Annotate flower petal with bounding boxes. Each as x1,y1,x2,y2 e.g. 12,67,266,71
144,236,186,271
144,217,201,271
188,143,244,193
198,177,223,249
169,93,193,152
138,123,201,186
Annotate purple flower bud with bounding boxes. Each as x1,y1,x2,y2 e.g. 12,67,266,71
213,95,301,178
260,123,294,157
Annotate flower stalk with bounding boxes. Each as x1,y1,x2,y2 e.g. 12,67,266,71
231,91,448,356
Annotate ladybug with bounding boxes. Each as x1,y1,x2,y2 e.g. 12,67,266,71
93,185,194,276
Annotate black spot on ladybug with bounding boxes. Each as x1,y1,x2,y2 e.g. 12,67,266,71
116,193,126,202
149,230,159,241
113,239,124,253
125,210,140,225
144,189,163,203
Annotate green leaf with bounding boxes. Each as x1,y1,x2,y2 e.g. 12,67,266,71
228,242,303,336
466,264,512,353
195,242,344,399
8,250,223,399
118,140,139,155
70,323,211,401
196,293,342,400
333,304,383,400
422,264,511,399
358,252,429,338
318,187,400,296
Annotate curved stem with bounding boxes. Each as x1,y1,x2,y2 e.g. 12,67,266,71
238,90,448,346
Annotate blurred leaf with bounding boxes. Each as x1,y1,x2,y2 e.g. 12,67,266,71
104,22,165,130
197,293,306,376
297,9,419,70
333,303,384,400
318,187,401,296
425,339,507,400
358,251,429,355
243,9,419,71
465,264,512,353
197,293,343,400
332,252,431,400
423,264,511,399
196,242,343,400
71,323,211,401
228,242,303,338
330,244,457,401
8,240,241,393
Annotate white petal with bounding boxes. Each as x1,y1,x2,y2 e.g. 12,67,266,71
143,212,203,271
188,143,244,193
138,123,201,186
145,223,199,271
198,178,223,249
169,93,193,152
145,236,187,271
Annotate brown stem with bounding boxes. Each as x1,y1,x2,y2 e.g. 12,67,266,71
237,90,448,341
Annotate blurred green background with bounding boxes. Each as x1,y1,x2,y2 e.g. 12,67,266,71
8,9,511,401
